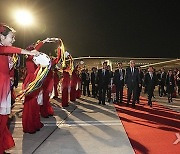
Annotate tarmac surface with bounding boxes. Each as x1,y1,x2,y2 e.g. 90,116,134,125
7,85,180,154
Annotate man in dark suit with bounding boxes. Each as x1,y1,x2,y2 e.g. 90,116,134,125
159,68,167,96
107,65,113,102
81,68,90,96
91,67,98,98
125,60,140,108
113,62,125,103
144,66,157,107
97,62,110,105
136,66,144,104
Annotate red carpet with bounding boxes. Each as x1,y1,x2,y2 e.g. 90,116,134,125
115,95,180,154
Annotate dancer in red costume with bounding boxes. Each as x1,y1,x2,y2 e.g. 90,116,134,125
70,68,78,101
22,38,50,133
53,68,59,98
76,66,82,99
40,50,61,118
62,66,71,107
0,24,39,154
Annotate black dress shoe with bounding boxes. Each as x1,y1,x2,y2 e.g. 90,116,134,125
132,104,136,108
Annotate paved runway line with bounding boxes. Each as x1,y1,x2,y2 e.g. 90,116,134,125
60,120,122,127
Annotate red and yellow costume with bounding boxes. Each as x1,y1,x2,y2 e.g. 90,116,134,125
22,42,44,133
53,68,59,98
0,46,21,154
40,53,61,117
76,73,82,99
62,69,70,107
70,70,78,101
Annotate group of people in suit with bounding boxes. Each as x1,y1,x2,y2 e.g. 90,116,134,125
80,60,180,108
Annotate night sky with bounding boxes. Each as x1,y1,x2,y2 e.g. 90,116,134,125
0,0,179,58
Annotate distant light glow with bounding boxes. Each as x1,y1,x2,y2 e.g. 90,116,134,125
15,10,33,26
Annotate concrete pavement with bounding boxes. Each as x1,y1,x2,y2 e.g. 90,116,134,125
8,96,134,154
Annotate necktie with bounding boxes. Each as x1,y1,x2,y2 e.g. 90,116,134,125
131,68,134,75
150,73,153,79
120,69,123,80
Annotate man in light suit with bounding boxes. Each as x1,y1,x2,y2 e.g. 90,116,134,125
125,60,140,108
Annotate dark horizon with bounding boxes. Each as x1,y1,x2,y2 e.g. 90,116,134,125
0,0,179,58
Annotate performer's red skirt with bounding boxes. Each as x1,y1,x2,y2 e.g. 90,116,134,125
70,86,76,101
23,92,43,133
76,89,81,99
62,87,69,107
0,115,15,153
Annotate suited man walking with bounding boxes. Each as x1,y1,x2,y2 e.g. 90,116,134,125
113,62,125,103
144,66,157,107
91,67,98,98
159,68,167,96
125,60,140,108
97,62,110,105
137,67,144,104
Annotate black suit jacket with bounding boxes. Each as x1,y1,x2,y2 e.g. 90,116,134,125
91,72,97,85
97,69,110,88
166,75,175,88
113,69,125,86
125,67,140,89
144,72,157,91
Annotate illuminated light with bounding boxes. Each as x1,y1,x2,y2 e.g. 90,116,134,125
14,10,34,26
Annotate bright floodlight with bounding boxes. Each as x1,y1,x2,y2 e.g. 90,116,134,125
15,10,33,26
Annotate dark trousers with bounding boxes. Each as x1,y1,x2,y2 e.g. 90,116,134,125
98,86,107,104
83,83,90,96
92,84,97,97
167,86,174,102
127,86,137,106
137,86,142,103
107,87,111,102
177,82,180,95
116,85,123,102
147,89,154,105
159,84,166,96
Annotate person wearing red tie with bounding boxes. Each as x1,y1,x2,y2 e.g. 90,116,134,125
0,23,39,154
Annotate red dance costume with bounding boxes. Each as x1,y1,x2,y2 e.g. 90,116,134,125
40,68,54,117
62,70,70,107
22,42,44,133
76,74,82,99
40,55,61,117
0,46,21,154
53,68,59,98
70,70,78,101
